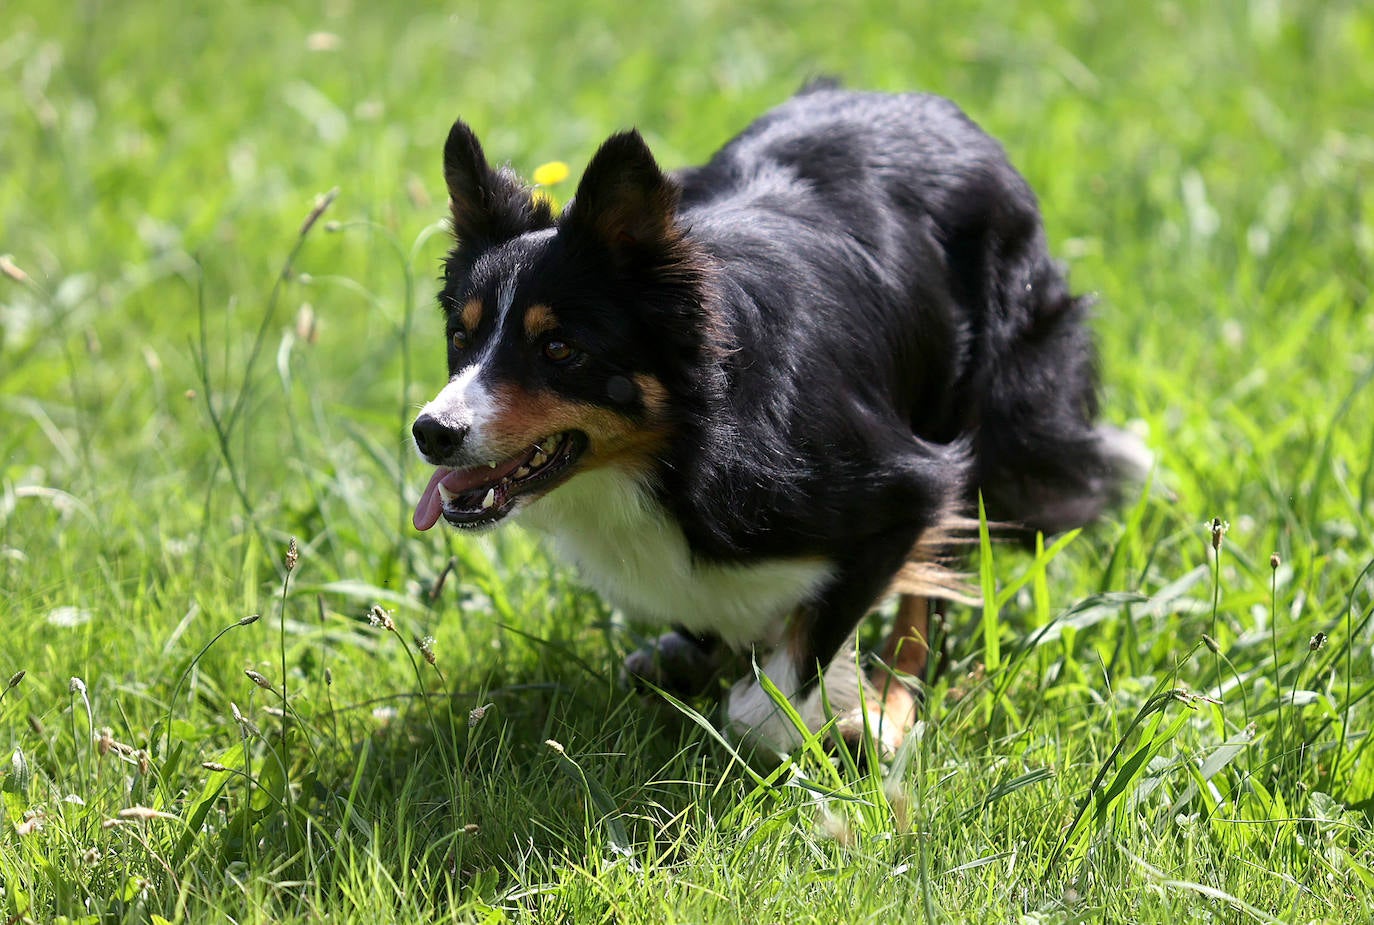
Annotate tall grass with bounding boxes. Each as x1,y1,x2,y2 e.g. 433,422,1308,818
2,0,1373,921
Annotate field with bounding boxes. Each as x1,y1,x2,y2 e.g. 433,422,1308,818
3,0,1373,921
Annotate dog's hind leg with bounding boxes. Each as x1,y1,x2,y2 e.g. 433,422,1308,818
881,593,933,679
863,593,935,741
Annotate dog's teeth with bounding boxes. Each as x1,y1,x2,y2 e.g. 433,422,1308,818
480,488,496,510
530,450,548,467
514,466,531,478
437,483,456,504
487,460,497,469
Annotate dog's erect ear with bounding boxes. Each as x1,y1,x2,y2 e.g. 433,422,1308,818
444,120,553,250
562,130,680,252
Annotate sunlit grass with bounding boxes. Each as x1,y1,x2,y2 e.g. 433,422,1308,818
2,0,1373,922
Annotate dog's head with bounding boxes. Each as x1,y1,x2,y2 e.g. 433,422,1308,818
412,122,708,532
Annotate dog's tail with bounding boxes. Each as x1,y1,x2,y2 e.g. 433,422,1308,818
976,407,1152,542
964,242,1151,540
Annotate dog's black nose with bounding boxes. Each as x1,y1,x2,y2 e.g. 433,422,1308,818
412,414,468,460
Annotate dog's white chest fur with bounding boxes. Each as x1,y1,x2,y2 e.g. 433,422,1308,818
520,467,832,647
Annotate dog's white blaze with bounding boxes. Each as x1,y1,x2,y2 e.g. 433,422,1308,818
520,467,833,649
494,274,518,324
414,272,525,465
414,363,503,465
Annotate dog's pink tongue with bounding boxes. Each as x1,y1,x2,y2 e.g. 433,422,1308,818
413,468,452,531
414,462,522,530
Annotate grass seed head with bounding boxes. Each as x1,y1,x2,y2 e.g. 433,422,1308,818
15,810,45,836
418,635,437,665
1210,517,1228,551
230,701,261,735
469,702,493,727
295,303,318,343
298,187,339,237
1270,553,1281,570
1202,634,1220,654
0,254,30,283
117,806,178,822
238,613,261,626
286,537,299,571
305,31,341,51
5,670,24,690
1309,632,1328,651
406,175,431,208
368,604,396,632
245,669,275,691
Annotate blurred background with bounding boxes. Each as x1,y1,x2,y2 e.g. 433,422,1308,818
2,0,1372,919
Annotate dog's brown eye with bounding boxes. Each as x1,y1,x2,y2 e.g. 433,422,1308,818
451,329,469,351
543,340,575,363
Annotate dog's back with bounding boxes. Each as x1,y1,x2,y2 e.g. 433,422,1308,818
673,89,1144,542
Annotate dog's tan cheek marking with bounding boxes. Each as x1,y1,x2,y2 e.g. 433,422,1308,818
485,385,588,450
633,374,669,419
485,384,672,474
523,304,558,339
460,298,483,334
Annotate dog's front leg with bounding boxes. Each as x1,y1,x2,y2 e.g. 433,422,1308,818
725,537,919,757
622,626,725,697
724,635,916,759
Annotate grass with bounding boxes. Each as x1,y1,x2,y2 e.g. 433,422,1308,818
2,0,1373,921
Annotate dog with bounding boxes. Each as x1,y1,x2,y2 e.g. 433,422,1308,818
411,87,1148,755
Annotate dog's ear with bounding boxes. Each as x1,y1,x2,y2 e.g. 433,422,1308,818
562,130,680,253
444,120,553,250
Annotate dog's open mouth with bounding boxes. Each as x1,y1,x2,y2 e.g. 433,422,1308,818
413,431,587,531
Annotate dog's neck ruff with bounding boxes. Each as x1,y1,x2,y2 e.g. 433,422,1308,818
519,466,833,648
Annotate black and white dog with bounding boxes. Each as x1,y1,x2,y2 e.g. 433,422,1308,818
411,87,1147,753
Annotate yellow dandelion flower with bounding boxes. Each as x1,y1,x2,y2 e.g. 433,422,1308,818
532,161,570,186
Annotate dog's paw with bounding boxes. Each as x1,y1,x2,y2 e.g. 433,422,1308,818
622,630,723,698
834,674,921,762
726,658,923,762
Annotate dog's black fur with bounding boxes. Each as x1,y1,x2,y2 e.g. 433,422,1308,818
412,87,1143,750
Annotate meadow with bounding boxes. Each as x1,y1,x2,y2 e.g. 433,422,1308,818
2,0,1373,921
